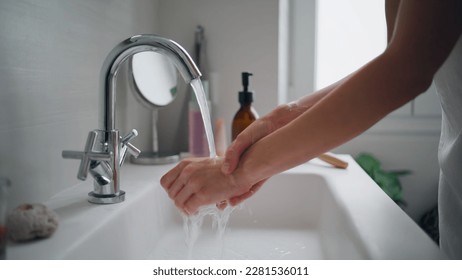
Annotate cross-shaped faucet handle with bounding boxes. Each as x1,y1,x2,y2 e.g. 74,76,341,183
62,131,111,180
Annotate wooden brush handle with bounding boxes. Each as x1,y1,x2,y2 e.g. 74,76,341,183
318,154,349,169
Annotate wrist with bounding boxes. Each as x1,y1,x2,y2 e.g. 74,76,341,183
232,147,272,190
268,103,307,129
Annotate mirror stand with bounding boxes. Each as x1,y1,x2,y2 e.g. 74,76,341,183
130,110,179,165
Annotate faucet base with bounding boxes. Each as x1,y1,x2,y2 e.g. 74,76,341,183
88,191,125,204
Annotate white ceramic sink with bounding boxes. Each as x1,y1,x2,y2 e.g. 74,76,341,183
8,155,445,259
150,172,366,260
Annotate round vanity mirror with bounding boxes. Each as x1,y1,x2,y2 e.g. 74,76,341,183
131,51,178,107
130,51,180,165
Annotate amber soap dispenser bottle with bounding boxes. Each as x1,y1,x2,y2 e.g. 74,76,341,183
232,72,259,140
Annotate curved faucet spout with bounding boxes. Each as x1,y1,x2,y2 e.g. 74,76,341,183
100,34,202,131
63,34,200,204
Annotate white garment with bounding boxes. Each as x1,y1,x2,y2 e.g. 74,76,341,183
434,34,462,259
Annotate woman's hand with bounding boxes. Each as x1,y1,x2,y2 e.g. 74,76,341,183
160,157,262,214
219,100,319,207
222,102,309,175
221,116,274,175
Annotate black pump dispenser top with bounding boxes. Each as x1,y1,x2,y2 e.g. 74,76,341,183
239,72,254,104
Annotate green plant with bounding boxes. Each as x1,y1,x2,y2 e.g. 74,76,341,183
355,153,410,206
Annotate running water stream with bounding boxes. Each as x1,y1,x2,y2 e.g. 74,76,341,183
183,78,234,259
190,78,216,159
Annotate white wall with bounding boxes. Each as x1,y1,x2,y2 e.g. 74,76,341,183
0,0,160,209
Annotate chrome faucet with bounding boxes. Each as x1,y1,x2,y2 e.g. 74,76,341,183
62,35,201,204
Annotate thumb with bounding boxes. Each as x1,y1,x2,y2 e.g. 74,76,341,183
221,143,242,174
222,120,271,174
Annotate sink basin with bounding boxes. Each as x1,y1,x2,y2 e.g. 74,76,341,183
150,172,365,260
8,155,445,259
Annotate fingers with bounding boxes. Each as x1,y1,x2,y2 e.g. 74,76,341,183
176,174,229,214
221,139,246,175
160,160,188,190
161,158,204,204
160,158,203,190
173,175,199,211
183,194,202,215
161,157,222,214
161,157,257,215
182,189,228,215
178,187,214,215
216,200,228,210
222,120,274,175
167,176,185,200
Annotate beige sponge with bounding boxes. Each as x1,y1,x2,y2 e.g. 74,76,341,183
7,203,59,242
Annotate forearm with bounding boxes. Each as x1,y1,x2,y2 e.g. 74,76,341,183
267,77,349,131
233,0,462,188
295,78,347,108
234,51,431,186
